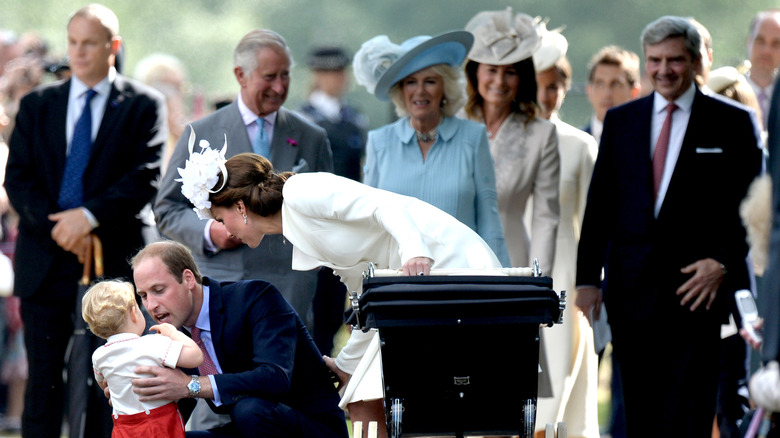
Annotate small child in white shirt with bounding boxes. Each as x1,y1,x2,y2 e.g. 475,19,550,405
81,280,203,438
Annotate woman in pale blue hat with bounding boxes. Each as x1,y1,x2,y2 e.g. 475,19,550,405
354,30,511,269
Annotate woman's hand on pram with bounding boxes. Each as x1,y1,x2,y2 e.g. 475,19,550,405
402,257,432,276
323,355,350,390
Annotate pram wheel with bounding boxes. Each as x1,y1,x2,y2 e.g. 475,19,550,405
389,398,403,438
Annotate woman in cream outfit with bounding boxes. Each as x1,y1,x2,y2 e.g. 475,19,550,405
531,22,600,438
183,150,502,438
460,8,559,277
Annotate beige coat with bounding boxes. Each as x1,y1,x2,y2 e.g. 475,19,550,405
461,110,560,274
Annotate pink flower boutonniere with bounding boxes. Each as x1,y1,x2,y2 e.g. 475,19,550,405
286,138,298,147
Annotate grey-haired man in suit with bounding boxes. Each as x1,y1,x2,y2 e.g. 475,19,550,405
154,28,333,429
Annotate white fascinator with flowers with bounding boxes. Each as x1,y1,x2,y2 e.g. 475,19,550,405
352,35,406,96
175,126,228,220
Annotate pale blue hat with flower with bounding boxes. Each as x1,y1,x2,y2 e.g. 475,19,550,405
353,30,473,101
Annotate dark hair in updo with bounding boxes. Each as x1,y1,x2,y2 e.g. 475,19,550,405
209,153,294,217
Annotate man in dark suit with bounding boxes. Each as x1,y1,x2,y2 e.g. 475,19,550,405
4,4,166,437
576,16,763,436
129,240,348,438
154,28,332,336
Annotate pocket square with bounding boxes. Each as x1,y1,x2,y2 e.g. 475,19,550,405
696,147,723,153
292,158,310,173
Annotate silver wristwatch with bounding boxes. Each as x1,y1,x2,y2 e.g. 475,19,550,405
187,375,201,398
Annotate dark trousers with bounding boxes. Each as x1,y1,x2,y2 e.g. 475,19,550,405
716,334,750,438
311,267,347,356
186,398,348,438
613,324,720,437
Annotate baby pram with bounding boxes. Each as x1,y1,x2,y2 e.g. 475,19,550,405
351,263,566,438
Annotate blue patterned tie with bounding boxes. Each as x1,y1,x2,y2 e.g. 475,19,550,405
252,118,270,158
58,89,97,210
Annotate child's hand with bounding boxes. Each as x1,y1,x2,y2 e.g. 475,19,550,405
150,323,176,337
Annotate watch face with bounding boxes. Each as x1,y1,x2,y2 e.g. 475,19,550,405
188,377,201,395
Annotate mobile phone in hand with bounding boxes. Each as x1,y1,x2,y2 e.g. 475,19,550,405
735,289,762,344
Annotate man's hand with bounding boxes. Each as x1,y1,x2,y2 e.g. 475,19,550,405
401,257,432,276
575,286,602,326
676,258,724,311
49,209,92,261
132,366,190,402
209,220,242,250
322,355,350,391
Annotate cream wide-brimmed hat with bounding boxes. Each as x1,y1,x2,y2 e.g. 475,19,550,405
532,20,569,73
464,7,542,66
706,66,740,94
352,30,473,101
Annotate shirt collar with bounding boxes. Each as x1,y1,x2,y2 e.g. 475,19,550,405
395,116,459,144
237,93,277,128
653,82,696,114
70,67,114,99
104,332,140,346
590,114,603,138
309,90,342,121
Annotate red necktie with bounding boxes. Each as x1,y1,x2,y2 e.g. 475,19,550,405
653,103,678,199
190,327,218,375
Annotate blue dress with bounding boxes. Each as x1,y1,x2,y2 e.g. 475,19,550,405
363,116,511,267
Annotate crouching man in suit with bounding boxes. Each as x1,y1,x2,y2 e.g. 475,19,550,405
129,240,348,438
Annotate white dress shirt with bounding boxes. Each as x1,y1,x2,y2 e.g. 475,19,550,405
650,84,695,216
65,68,115,227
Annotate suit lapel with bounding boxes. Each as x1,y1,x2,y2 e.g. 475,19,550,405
207,278,227,366
270,108,299,171
91,77,125,162
631,95,655,217
52,81,72,177
222,102,253,157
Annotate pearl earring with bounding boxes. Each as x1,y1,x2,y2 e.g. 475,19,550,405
243,213,247,224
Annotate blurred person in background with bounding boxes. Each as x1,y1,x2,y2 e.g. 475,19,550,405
134,52,190,172
298,46,367,356
0,55,44,434
688,18,714,87
531,17,600,438
0,30,21,77
583,46,641,145
745,9,780,129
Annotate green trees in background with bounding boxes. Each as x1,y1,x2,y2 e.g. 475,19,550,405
2,0,773,128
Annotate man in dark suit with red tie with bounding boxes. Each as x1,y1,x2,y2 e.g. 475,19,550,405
575,16,763,436
129,241,347,438
4,4,166,437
